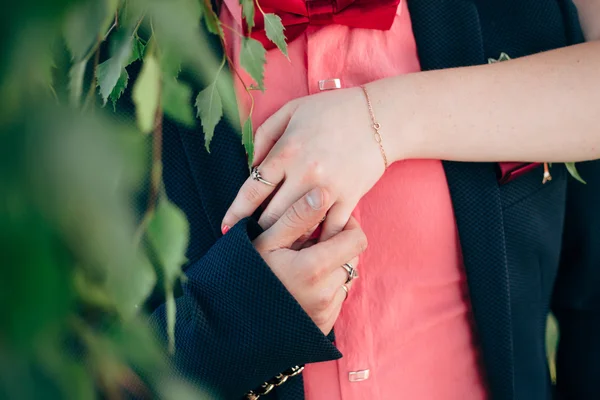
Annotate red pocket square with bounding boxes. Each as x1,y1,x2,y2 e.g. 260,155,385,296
497,162,541,184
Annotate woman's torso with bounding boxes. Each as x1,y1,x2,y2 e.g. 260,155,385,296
221,1,488,398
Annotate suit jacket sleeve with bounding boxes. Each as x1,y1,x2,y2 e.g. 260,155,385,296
148,117,341,399
552,160,600,399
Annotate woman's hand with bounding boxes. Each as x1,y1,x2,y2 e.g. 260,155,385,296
222,86,392,241
253,187,367,334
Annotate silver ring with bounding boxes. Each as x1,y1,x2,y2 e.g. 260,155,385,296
341,284,349,300
251,166,277,187
341,263,358,284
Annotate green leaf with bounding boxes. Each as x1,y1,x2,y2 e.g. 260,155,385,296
159,45,183,79
242,117,254,166
546,313,559,383
96,30,134,105
68,60,87,107
195,83,223,152
63,0,118,61
132,56,161,133
127,37,146,66
166,288,176,353
159,379,212,400
240,37,266,91
109,69,129,111
565,162,586,184
201,1,223,36
147,199,189,285
263,13,288,59
106,252,157,320
147,198,189,351
239,0,255,30
163,77,195,127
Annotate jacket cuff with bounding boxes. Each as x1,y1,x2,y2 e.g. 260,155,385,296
154,217,341,399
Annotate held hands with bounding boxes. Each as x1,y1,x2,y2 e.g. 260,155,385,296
223,87,390,241
252,187,367,335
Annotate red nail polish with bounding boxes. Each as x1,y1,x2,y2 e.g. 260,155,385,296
221,225,230,235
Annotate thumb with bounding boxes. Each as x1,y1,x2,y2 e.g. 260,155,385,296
252,100,298,166
254,187,329,251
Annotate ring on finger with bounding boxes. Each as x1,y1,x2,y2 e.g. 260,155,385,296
341,284,349,300
341,263,358,285
251,166,277,187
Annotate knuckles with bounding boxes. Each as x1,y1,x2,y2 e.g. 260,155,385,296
281,202,309,229
302,159,325,185
305,265,326,286
278,135,301,160
243,184,263,204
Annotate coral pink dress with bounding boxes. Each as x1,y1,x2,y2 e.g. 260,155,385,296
221,1,489,398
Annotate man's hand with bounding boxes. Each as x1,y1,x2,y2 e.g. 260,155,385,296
252,187,367,334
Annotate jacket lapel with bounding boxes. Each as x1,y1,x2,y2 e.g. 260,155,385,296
408,1,515,399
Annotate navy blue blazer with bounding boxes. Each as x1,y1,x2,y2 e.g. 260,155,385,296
144,0,600,399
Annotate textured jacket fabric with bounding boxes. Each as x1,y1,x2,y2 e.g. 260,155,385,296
142,0,600,399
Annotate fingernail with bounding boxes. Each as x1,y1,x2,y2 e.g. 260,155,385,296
221,225,230,235
306,188,323,210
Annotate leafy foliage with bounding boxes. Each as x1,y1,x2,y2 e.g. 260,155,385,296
264,13,288,59
0,0,248,398
195,82,223,152
565,162,586,184
243,117,255,165
63,0,118,61
147,198,189,353
240,37,267,92
240,0,256,31
163,77,195,127
96,29,135,105
132,55,161,133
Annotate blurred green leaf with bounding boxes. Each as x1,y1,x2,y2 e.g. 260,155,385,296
201,1,223,36
147,199,189,285
165,289,177,354
0,214,74,351
239,0,255,31
242,117,254,167
195,82,223,152
159,45,183,79
68,59,87,107
63,0,118,61
96,30,134,105
106,252,156,320
565,162,586,184
73,269,115,311
159,379,212,400
263,13,288,59
546,313,559,383
133,55,161,133
240,37,266,91
147,198,189,353
147,0,204,56
163,77,195,127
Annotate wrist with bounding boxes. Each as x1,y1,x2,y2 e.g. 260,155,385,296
364,76,424,163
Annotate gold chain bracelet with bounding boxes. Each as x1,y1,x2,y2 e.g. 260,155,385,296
245,365,305,399
360,85,389,170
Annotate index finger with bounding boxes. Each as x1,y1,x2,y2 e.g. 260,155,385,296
221,161,283,234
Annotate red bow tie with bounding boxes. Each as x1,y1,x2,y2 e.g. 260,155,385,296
247,0,401,50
